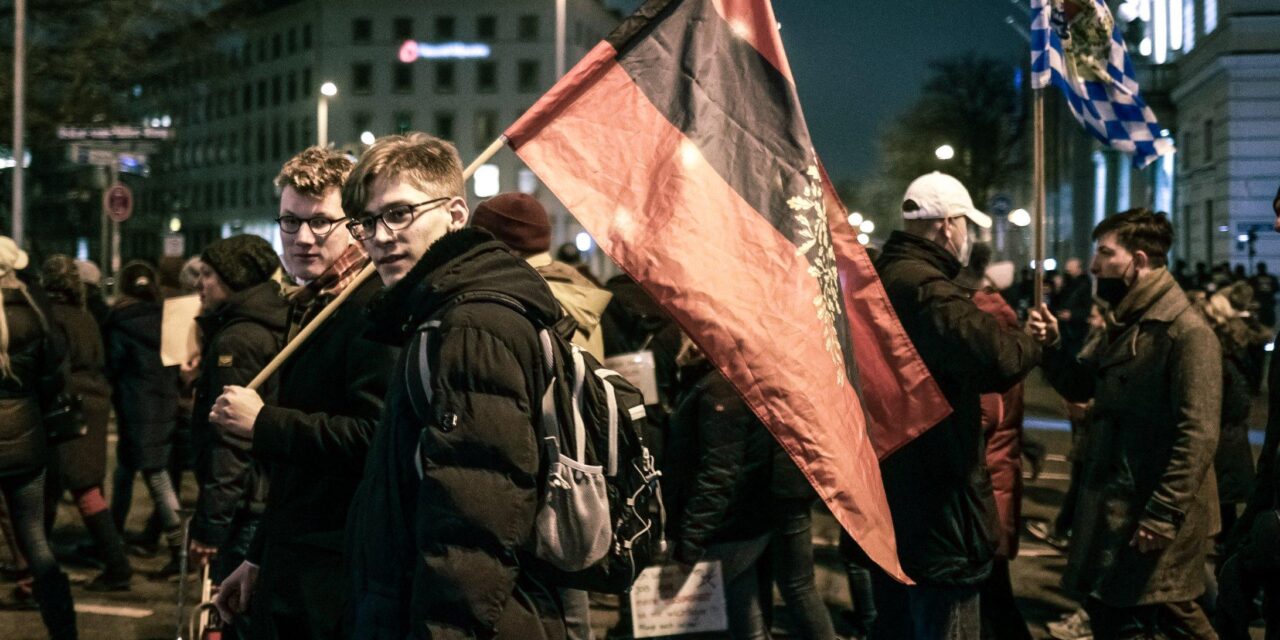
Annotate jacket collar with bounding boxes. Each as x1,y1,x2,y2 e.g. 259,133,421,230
881,231,963,279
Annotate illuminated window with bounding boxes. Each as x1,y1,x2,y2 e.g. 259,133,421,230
474,164,500,198
477,61,497,93
518,168,538,194
353,18,373,44
1183,0,1196,51
1204,0,1218,33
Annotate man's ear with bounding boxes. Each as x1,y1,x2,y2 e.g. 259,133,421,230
1133,249,1151,271
448,197,469,230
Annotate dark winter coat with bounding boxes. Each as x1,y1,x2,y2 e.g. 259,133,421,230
104,300,179,471
245,275,396,638
48,299,112,490
0,287,66,477
1215,348,1255,506
872,231,1041,586
345,229,564,640
663,364,775,565
1043,268,1221,606
190,281,288,547
1229,329,1280,574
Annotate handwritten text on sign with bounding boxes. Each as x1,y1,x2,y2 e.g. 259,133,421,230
630,561,727,638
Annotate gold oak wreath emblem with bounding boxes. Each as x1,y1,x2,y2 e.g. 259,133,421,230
789,164,847,387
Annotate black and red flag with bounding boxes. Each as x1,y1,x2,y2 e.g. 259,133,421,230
504,0,950,580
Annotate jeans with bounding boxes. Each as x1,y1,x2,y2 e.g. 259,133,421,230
839,531,877,636
1,470,60,577
770,504,836,639
870,567,980,640
212,512,260,640
1084,597,1218,640
704,533,773,640
559,588,593,640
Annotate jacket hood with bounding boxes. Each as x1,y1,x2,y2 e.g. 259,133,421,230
197,281,289,338
880,231,963,280
366,228,562,344
105,299,163,345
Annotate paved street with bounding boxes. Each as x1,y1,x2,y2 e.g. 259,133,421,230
0,370,1268,638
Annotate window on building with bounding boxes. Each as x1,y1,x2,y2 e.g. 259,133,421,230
1183,0,1196,51
1203,119,1213,163
1204,0,1218,33
301,117,313,148
394,111,413,135
1181,131,1193,170
286,119,297,155
243,178,252,206
517,60,539,93
242,130,251,165
257,79,267,109
258,37,267,62
352,62,373,94
303,24,313,49
477,15,497,41
474,110,498,150
302,68,312,96
393,17,414,41
1204,199,1215,262
353,112,373,142
435,62,456,93
477,61,497,93
287,71,297,102
272,33,282,59
435,16,456,39
393,64,413,93
353,18,373,44
434,112,455,140
272,75,282,106
518,15,539,41
272,120,282,160
287,28,298,54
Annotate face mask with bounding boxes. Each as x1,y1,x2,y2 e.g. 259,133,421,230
945,219,972,266
1094,259,1135,308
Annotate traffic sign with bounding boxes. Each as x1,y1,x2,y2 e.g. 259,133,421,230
104,183,134,223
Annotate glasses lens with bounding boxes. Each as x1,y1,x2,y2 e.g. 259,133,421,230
382,206,415,230
278,216,301,233
307,218,334,235
347,218,371,240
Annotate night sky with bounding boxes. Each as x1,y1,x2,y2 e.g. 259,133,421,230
604,1,1031,181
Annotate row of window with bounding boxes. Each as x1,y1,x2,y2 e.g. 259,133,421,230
180,68,315,125
353,14,541,44
349,109,520,151
351,59,541,95
241,24,314,67
1179,118,1214,171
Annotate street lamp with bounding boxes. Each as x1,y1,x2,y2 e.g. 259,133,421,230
360,131,376,146
318,82,338,147
1008,208,1031,227
935,144,956,161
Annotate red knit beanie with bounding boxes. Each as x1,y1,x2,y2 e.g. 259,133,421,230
471,193,552,254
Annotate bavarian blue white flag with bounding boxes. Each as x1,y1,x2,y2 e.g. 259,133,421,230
1031,0,1174,168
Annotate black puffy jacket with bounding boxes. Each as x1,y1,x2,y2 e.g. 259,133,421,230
345,229,564,640
105,299,179,471
190,281,288,547
0,286,66,477
873,231,1041,586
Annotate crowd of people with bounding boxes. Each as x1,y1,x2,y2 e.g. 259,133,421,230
0,134,1277,640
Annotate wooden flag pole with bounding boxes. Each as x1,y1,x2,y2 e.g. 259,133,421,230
246,136,509,390
1032,89,1047,307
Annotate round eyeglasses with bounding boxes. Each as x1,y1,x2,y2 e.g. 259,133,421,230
346,197,452,241
276,215,347,237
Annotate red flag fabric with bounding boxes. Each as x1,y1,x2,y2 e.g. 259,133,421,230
504,0,949,581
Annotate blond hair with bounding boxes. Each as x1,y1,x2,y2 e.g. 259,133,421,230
275,146,355,197
342,133,464,215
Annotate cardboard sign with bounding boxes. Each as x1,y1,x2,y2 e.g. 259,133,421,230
604,350,659,405
161,294,201,367
630,561,727,638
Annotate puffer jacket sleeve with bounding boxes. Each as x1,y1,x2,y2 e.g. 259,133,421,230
1140,322,1221,538
192,327,276,547
918,277,1041,394
674,384,752,565
410,317,542,639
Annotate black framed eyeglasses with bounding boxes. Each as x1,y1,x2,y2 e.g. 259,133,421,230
346,197,452,241
276,215,347,237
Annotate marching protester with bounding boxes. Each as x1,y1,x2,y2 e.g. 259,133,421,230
663,334,776,640
103,261,185,579
188,234,289,638
470,191,613,640
210,147,397,639
341,133,567,638
0,236,77,639
870,173,1042,639
39,256,132,592
1028,209,1222,639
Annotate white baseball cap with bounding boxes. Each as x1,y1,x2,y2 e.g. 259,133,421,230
901,172,992,229
0,236,29,275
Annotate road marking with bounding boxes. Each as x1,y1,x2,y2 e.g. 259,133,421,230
1024,415,1266,445
74,603,154,618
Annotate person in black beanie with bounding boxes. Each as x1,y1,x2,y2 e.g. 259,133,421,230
188,234,288,639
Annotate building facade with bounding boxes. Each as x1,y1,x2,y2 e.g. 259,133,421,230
132,0,620,271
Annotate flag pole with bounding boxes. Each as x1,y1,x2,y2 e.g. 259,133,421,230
1032,88,1046,307
247,136,509,390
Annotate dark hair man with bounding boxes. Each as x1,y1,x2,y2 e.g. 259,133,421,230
871,172,1042,639
341,133,566,639
1029,209,1221,638
210,147,398,639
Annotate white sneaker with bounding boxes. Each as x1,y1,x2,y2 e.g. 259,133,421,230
1045,608,1092,640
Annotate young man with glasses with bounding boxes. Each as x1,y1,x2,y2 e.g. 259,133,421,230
341,133,568,639
209,147,398,640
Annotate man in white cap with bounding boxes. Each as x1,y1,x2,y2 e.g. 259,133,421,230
867,173,1042,639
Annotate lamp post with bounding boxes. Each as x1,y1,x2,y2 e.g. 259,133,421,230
317,82,338,147
11,0,25,245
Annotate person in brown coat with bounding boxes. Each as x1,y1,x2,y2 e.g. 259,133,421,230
40,255,133,591
1029,210,1221,639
